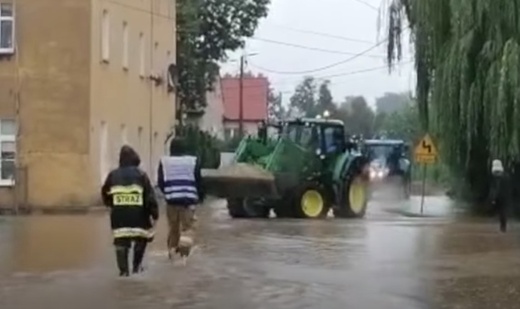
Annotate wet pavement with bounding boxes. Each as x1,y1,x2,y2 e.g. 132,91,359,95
1,195,520,309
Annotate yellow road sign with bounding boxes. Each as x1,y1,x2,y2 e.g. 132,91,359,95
414,134,438,164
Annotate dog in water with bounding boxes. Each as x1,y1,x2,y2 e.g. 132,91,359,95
175,235,193,265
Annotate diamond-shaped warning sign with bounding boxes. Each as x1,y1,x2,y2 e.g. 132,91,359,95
414,134,438,164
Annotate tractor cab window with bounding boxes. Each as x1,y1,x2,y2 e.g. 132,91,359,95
323,126,345,154
300,125,319,148
281,123,319,148
367,144,393,161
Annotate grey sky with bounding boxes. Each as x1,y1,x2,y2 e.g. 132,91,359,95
220,0,414,109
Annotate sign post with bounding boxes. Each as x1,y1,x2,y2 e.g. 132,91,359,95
413,134,438,214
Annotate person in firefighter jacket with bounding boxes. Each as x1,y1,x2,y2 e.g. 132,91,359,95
157,137,204,259
101,145,159,276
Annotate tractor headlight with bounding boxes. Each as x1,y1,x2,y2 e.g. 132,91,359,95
377,171,384,178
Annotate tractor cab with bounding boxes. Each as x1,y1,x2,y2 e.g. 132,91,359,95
363,139,410,181
278,118,347,158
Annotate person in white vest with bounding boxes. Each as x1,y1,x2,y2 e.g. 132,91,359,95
490,159,510,232
157,137,205,259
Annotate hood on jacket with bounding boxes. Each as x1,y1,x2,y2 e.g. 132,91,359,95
119,145,141,167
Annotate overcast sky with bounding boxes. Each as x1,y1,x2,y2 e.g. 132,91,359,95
220,0,414,109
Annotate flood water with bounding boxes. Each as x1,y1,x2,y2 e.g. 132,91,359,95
0,195,519,309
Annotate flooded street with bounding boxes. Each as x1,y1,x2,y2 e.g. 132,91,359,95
1,196,520,309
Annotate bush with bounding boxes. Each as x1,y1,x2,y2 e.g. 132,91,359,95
172,125,221,169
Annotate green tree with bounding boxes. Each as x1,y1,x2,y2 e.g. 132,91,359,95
176,0,270,113
316,80,336,116
289,77,317,117
268,88,285,121
375,92,412,114
377,104,421,143
338,96,375,137
289,78,338,117
386,0,520,204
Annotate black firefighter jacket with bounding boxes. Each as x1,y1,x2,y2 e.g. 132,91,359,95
101,146,159,239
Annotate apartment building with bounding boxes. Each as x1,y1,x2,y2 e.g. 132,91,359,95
0,0,176,210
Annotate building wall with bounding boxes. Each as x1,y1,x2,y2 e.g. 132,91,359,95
199,77,224,139
0,1,17,208
0,0,93,208
223,121,259,139
89,0,176,194
0,0,175,209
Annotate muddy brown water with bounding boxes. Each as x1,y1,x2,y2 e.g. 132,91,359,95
0,195,519,309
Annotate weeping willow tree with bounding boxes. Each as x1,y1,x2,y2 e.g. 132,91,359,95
385,0,520,206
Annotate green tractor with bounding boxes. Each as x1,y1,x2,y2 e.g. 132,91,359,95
202,118,371,219
362,139,412,199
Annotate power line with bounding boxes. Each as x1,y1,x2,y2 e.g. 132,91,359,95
250,37,386,59
351,0,379,11
262,23,374,44
220,61,413,90
247,39,388,75
104,0,173,20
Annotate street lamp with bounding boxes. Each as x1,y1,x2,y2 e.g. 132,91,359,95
323,110,330,118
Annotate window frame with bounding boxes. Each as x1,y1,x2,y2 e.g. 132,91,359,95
0,119,16,186
0,3,15,55
122,21,128,70
139,32,145,77
101,10,110,62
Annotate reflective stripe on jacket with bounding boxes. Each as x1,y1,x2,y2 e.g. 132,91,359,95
101,166,159,239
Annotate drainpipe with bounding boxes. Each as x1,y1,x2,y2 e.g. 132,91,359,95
148,0,154,175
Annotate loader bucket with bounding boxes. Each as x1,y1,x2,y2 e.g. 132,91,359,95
201,164,278,199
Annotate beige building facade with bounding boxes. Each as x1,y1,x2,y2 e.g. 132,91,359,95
0,0,176,210
186,76,226,139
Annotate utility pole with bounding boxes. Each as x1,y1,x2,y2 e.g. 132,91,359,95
238,55,244,139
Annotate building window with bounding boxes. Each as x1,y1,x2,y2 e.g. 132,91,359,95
154,42,158,62
0,119,15,185
121,124,128,146
224,128,236,140
100,121,109,183
139,32,145,77
122,21,129,70
153,132,159,182
0,3,14,54
137,126,143,152
101,10,110,62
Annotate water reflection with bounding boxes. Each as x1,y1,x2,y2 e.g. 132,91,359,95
0,215,109,273
0,197,516,309
431,220,520,308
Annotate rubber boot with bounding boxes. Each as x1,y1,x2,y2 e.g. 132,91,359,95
132,241,147,274
116,246,130,277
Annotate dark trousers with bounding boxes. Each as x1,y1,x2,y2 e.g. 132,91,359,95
498,204,507,232
114,237,148,276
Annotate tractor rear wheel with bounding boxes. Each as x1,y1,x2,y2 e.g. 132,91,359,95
334,167,369,219
294,183,330,219
227,198,270,219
